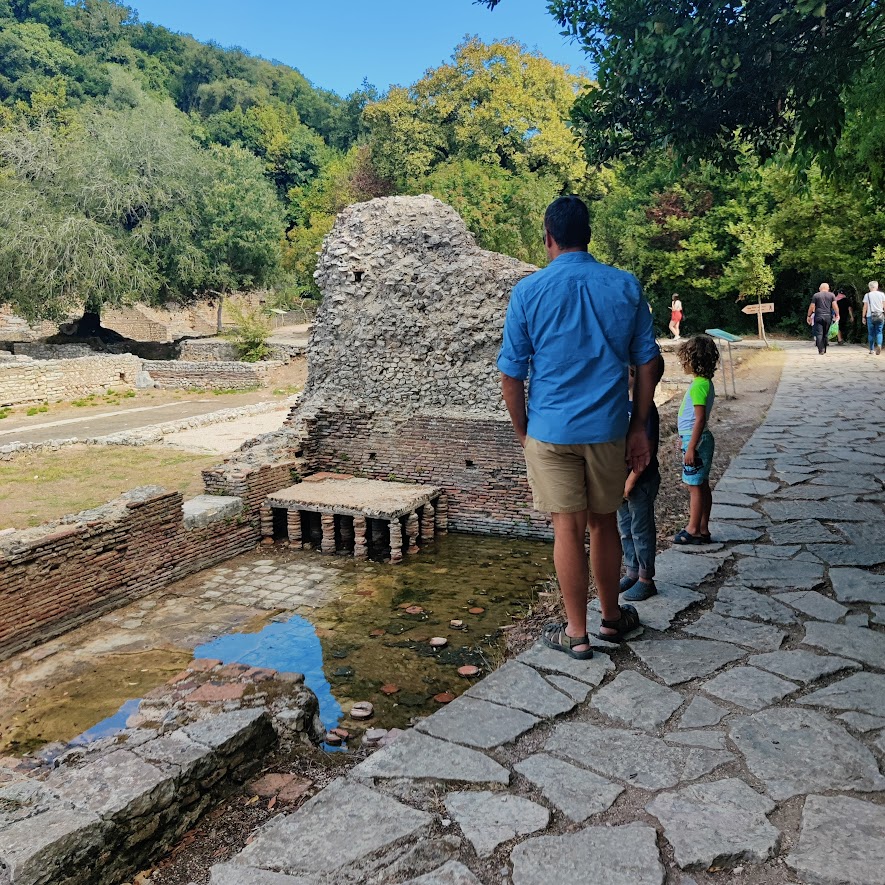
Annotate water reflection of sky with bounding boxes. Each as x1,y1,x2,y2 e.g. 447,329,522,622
71,615,341,747
193,615,342,730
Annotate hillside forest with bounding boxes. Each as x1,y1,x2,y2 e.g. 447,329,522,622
1,0,885,337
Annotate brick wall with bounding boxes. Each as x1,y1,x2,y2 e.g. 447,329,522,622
0,461,299,661
0,354,141,406
12,343,95,359
300,408,551,539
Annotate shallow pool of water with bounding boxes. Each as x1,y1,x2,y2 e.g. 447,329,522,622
3,533,553,754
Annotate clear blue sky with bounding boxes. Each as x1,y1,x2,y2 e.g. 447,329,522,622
128,0,590,96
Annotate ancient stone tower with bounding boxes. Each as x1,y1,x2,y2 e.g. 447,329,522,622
288,194,550,538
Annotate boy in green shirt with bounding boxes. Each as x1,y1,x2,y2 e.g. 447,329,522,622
674,336,720,545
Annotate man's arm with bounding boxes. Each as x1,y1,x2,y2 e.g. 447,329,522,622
501,374,528,447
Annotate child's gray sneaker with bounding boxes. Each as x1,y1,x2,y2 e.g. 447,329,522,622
619,574,638,593
623,581,657,602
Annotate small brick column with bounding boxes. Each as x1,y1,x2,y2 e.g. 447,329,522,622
435,495,449,535
420,501,435,541
353,516,368,560
260,504,274,544
389,518,403,564
287,510,302,546
405,511,420,554
320,513,336,554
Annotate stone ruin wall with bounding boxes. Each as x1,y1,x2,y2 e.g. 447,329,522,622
0,353,279,406
289,194,550,538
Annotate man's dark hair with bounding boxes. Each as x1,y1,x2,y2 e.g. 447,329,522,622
544,196,591,250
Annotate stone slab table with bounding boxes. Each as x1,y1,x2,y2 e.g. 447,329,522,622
264,476,444,562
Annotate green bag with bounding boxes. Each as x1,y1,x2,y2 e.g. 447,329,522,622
828,319,839,340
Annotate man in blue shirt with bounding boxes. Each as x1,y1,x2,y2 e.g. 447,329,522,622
498,196,661,656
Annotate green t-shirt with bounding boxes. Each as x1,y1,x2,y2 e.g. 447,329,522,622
678,376,714,436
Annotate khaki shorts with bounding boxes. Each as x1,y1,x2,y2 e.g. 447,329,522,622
524,436,626,515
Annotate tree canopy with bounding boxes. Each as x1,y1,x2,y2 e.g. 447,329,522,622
483,0,885,168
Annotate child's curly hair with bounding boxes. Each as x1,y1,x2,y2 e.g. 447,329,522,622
677,335,720,379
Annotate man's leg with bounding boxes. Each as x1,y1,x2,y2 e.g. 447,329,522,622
550,510,590,651
587,511,623,637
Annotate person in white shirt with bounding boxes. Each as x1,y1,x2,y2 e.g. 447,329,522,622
862,281,885,355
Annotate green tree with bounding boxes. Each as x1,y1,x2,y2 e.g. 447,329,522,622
483,0,885,168
364,37,587,189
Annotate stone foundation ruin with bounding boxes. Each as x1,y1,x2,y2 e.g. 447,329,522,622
287,194,550,538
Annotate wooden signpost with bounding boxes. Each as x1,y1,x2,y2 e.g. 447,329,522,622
742,301,774,343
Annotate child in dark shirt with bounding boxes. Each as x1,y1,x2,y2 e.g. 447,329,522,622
618,358,664,601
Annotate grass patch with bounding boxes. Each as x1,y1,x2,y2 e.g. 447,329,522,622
0,446,219,529
0,408,11,419
212,386,259,395
272,385,301,396
25,404,49,416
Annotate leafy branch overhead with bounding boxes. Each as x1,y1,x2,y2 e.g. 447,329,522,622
481,0,885,167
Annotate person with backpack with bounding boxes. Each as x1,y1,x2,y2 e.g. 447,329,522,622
863,281,885,355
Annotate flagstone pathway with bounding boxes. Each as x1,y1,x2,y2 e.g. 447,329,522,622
211,343,885,885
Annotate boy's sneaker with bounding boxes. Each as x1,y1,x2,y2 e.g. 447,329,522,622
619,574,639,593
623,581,658,602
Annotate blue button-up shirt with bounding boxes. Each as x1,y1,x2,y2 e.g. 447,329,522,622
497,251,659,445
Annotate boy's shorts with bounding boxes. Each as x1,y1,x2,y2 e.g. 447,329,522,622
681,430,714,486
523,436,625,514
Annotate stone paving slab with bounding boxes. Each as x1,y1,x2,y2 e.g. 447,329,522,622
516,643,614,685
797,672,885,718
707,521,764,542
654,550,729,587
629,638,745,685
712,586,798,624
838,712,885,732
677,696,728,729
733,555,825,590
444,791,549,857
225,778,432,875
646,778,778,870
463,661,575,718
766,519,841,544
664,730,727,750
615,582,704,631
813,545,885,566
510,823,665,885
802,621,885,668
710,504,763,520
773,590,848,622
403,861,483,884
545,723,732,791
415,695,540,749
546,674,592,702
590,671,683,730
513,753,623,823
763,500,884,522
786,795,885,885
350,730,510,785
829,567,885,604
685,614,785,651
748,650,860,684
701,666,798,710
729,708,885,800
